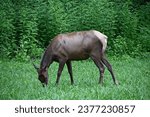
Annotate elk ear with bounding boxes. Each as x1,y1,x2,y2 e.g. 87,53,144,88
43,66,47,71
33,63,39,72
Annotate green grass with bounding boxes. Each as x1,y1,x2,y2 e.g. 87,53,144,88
0,56,150,100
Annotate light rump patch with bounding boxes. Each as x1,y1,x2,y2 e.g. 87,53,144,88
93,30,107,52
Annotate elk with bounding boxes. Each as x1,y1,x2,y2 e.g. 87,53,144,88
33,30,118,87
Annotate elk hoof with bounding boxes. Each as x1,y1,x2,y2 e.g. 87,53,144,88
99,82,104,86
55,82,59,86
115,80,119,85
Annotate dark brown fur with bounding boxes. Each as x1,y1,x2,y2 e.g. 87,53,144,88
33,30,118,86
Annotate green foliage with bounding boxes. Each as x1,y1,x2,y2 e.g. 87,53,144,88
0,0,150,60
15,6,38,61
0,0,16,58
137,2,150,52
37,0,70,46
112,36,128,56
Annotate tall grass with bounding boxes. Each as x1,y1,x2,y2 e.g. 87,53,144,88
0,56,149,100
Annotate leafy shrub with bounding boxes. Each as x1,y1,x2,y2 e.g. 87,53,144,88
0,0,150,60
0,1,16,58
112,36,128,56
137,2,150,53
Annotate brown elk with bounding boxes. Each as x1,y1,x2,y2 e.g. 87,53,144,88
33,30,118,87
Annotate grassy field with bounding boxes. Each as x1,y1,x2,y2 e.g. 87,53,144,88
0,56,150,100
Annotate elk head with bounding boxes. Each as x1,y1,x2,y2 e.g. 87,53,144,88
33,63,48,87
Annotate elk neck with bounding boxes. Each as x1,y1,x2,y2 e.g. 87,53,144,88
40,44,53,70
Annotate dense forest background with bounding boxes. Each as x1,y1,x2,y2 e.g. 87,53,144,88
0,0,150,61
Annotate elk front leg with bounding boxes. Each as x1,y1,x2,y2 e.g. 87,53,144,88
56,60,66,85
66,61,74,85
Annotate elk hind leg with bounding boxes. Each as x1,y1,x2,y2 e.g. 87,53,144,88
91,56,105,85
101,57,119,85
